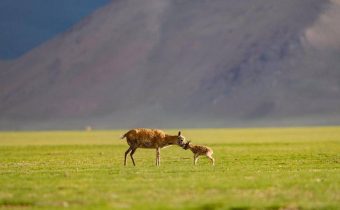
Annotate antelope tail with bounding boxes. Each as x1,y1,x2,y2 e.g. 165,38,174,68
120,132,127,139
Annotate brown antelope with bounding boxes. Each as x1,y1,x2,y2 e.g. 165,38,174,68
120,128,186,166
182,141,215,165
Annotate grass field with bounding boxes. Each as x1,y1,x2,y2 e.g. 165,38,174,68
0,127,339,210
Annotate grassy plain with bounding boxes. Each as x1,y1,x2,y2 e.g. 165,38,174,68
0,127,339,209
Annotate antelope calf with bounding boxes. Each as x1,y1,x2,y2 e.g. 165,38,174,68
182,141,215,165
120,128,186,166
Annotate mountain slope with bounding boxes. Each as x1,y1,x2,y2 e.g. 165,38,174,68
1,0,340,129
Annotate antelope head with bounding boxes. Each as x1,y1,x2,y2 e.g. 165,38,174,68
177,131,186,146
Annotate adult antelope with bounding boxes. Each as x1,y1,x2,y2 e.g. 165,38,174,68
120,128,186,166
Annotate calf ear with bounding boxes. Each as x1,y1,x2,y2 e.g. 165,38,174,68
178,131,181,136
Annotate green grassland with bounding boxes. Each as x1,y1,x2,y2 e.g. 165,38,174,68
0,127,339,210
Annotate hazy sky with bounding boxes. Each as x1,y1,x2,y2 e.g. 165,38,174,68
0,0,110,59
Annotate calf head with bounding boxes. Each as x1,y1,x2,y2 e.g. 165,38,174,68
182,141,191,150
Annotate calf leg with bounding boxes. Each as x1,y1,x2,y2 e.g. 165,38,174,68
207,154,215,166
194,154,199,165
124,147,132,166
130,148,137,166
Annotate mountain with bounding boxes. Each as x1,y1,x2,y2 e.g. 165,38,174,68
1,0,340,130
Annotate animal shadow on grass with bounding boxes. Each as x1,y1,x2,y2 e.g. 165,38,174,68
229,206,301,210
196,202,224,210
198,205,296,210
229,207,250,210
0,200,34,209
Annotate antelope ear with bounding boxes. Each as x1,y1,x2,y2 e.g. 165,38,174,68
178,131,181,136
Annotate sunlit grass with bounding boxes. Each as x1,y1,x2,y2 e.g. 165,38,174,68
0,127,339,209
